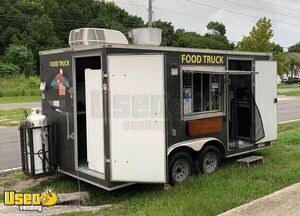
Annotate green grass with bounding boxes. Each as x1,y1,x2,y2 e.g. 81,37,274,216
0,172,28,188
0,75,39,89
0,75,40,102
0,172,29,202
0,96,40,104
277,84,300,89
0,108,30,126
277,84,300,96
6,121,298,216
0,88,40,97
278,90,300,96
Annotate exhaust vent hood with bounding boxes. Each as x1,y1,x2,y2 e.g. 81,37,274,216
129,28,162,46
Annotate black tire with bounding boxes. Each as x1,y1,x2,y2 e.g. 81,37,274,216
168,151,193,186
196,145,221,174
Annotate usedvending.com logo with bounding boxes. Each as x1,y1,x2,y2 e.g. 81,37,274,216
4,188,58,212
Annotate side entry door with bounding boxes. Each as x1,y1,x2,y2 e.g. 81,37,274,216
255,61,277,143
228,72,258,146
108,54,166,183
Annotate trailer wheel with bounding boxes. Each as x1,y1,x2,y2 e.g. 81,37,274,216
197,145,220,174
169,151,193,185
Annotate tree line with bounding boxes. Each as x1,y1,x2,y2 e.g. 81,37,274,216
0,0,299,76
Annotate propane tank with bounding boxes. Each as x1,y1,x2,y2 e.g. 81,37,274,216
27,108,46,126
26,107,49,175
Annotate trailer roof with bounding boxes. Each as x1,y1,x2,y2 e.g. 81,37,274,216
39,43,272,57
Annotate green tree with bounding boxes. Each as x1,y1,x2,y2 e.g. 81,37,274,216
205,21,234,50
273,53,289,77
0,0,29,54
26,15,62,58
271,43,284,55
88,2,144,36
173,22,234,50
0,27,24,54
152,20,176,46
235,17,288,76
236,17,274,52
0,63,21,75
207,21,226,36
0,0,240,75
287,57,300,78
275,53,300,78
2,44,35,76
288,42,300,53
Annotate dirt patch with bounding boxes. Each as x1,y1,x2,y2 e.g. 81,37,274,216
1,174,60,193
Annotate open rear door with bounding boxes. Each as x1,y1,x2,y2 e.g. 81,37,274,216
108,54,166,183
85,69,105,174
255,61,277,143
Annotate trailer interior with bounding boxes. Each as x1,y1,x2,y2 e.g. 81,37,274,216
227,59,264,149
75,56,102,177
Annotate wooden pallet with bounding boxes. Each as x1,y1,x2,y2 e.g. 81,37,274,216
237,156,264,168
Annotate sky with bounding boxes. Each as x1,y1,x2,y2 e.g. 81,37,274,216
107,0,300,49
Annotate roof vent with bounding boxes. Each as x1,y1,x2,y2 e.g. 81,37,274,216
69,28,128,47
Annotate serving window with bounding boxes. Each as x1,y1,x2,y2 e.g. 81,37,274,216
182,70,223,119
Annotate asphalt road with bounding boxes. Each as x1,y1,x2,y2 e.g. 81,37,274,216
0,127,21,170
0,96,299,171
278,96,300,122
0,102,40,110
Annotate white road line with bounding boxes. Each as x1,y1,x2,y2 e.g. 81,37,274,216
279,119,300,124
0,167,22,174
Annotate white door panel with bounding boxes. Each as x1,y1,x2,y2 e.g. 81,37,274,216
108,55,166,183
85,69,105,173
255,61,277,143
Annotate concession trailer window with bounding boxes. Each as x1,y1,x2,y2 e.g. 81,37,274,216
182,70,222,118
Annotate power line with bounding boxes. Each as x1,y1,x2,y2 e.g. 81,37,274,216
184,0,300,27
3,1,298,44
116,1,300,37
0,15,89,25
223,0,300,20
116,1,208,19
0,14,142,26
255,0,300,14
223,21,300,37
155,6,206,19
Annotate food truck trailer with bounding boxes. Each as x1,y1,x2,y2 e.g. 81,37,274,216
20,28,277,190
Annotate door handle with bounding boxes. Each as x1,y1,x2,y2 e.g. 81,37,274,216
274,98,278,104
103,83,108,125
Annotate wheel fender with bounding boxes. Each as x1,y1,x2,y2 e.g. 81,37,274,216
167,137,224,155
